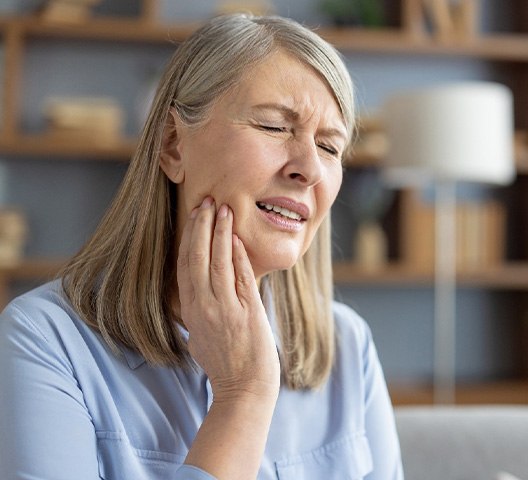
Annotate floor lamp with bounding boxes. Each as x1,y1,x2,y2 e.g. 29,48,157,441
383,82,514,403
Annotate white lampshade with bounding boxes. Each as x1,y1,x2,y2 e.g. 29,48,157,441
383,82,515,186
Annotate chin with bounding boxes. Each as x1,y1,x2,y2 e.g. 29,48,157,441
249,251,300,278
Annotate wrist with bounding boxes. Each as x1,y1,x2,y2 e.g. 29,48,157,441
212,376,280,405
208,392,278,435
185,386,277,479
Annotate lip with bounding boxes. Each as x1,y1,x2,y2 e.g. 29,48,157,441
256,197,310,220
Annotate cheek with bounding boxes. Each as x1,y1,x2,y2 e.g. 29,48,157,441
318,168,343,213
182,144,236,201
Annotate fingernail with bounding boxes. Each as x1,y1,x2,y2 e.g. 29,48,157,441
217,204,228,219
201,197,214,209
232,233,239,246
190,207,199,219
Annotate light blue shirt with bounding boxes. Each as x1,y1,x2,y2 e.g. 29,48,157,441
0,281,403,479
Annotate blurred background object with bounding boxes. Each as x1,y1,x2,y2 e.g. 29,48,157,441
39,0,102,23
0,0,42,14
0,209,28,266
383,82,514,403
319,0,385,27
43,96,125,146
215,0,274,16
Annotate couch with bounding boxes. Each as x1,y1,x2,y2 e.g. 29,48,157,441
395,406,528,480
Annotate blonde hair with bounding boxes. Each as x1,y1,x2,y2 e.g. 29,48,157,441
61,14,355,389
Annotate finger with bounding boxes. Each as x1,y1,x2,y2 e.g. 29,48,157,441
210,204,237,300
232,234,261,307
187,196,216,293
176,206,199,306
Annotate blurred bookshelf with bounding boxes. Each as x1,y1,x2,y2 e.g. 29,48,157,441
389,380,528,406
333,262,528,290
1,0,528,404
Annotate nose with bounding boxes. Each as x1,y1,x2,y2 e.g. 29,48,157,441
283,138,323,187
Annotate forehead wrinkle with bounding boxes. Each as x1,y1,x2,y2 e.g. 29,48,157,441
250,103,299,121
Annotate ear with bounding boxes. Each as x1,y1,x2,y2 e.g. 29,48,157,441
160,107,185,184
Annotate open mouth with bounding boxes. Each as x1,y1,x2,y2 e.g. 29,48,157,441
256,202,305,222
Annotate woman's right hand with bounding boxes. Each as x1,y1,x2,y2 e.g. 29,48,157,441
176,196,281,404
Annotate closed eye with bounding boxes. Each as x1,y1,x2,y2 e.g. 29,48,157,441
258,124,340,156
259,125,286,133
318,143,339,156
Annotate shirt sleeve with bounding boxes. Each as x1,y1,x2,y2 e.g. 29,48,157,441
0,303,101,480
175,465,217,479
362,324,404,480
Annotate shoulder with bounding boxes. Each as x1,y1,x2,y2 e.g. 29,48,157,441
2,280,71,321
0,279,117,386
332,300,373,349
0,280,80,350
331,300,378,375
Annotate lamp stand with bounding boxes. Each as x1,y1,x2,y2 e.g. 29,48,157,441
433,180,457,404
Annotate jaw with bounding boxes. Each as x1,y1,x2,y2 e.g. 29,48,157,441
243,232,307,278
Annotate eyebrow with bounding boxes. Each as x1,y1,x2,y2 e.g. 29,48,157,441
249,103,348,141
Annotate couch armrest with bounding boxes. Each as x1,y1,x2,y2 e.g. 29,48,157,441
395,406,528,480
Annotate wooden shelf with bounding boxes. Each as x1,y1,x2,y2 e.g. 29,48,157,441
1,15,528,61
0,15,199,43
333,261,528,290
0,258,65,280
0,134,136,159
349,151,527,171
390,380,528,405
317,27,528,62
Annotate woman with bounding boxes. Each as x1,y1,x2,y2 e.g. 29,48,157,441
0,14,403,480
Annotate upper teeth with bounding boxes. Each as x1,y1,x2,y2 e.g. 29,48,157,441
258,202,302,221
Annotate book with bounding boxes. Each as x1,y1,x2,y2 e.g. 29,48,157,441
399,189,506,273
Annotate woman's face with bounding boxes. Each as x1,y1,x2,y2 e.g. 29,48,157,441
169,50,347,278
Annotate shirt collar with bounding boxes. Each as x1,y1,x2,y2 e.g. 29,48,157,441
119,345,147,370
118,322,190,370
